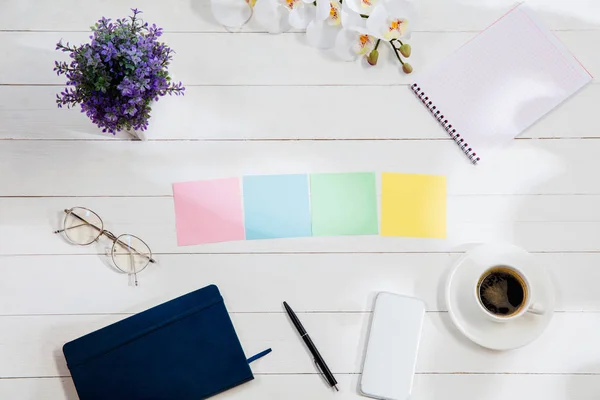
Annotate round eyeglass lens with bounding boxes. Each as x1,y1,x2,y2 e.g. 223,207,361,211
111,234,152,275
63,207,103,245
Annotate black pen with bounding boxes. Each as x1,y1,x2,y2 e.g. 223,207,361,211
283,301,339,391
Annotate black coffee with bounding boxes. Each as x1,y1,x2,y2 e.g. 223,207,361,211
478,268,526,316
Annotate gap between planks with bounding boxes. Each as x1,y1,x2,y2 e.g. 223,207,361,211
4,250,600,256
0,310,594,317
1,28,599,33
1,83,599,87
2,371,600,380
1,193,598,198
4,137,600,142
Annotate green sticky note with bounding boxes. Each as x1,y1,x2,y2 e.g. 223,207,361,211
310,172,379,236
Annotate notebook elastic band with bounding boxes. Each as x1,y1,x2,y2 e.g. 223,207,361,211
247,348,272,364
410,83,481,164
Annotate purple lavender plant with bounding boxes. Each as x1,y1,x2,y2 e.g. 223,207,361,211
54,9,185,134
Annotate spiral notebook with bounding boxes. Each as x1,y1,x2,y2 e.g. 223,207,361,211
411,4,592,164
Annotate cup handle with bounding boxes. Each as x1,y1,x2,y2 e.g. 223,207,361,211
527,303,545,315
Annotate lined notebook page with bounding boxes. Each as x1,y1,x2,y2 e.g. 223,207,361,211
412,5,592,163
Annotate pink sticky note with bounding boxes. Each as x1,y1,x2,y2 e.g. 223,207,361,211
172,178,245,245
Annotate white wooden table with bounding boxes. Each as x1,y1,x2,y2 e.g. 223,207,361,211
1,1,600,399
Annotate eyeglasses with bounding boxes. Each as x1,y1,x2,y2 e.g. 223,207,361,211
54,207,156,286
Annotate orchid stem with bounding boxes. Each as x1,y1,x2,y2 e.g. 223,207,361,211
374,39,381,50
390,42,404,65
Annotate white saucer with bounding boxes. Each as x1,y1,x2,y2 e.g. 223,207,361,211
446,243,555,351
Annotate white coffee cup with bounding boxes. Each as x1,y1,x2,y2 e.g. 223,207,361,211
474,265,545,323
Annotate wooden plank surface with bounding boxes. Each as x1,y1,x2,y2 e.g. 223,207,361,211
2,84,600,140
1,252,599,314
2,374,599,400
2,195,600,255
1,313,599,378
1,0,599,32
2,140,600,197
0,312,600,378
2,0,598,398
1,31,599,86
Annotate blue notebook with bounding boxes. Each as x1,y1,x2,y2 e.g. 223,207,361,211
63,285,271,400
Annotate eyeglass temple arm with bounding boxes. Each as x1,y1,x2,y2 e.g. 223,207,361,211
54,222,96,234
56,210,156,264
129,252,139,286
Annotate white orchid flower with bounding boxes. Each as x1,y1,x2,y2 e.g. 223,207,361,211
212,0,314,33
286,0,317,29
333,2,376,61
254,0,316,33
334,29,377,61
305,0,343,48
211,0,416,71
366,0,415,40
344,0,380,16
211,0,255,28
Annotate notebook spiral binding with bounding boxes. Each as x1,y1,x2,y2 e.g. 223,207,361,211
410,83,481,164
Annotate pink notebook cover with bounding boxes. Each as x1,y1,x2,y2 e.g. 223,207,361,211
410,4,592,164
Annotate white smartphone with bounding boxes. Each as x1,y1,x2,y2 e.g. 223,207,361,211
360,292,426,400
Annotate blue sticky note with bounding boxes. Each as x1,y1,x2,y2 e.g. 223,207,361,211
243,174,312,240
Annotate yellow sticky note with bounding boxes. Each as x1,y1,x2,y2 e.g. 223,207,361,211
381,173,446,238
